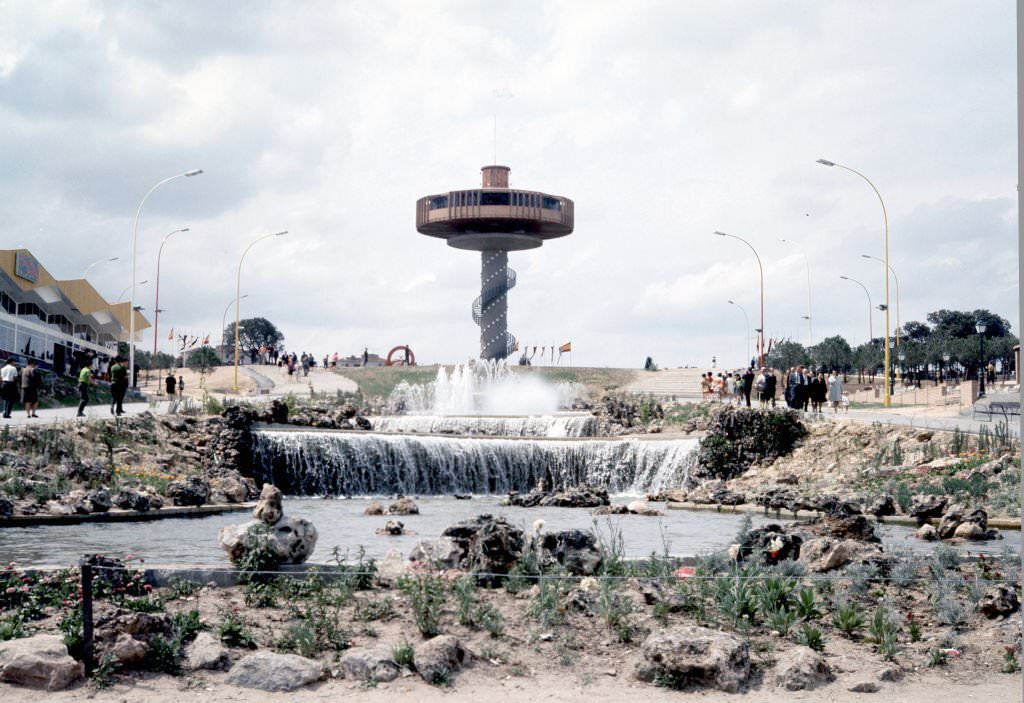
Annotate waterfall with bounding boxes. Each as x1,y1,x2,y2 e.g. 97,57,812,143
369,414,598,438
252,430,698,497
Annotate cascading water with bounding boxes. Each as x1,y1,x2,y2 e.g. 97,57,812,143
369,413,598,438
389,360,584,416
252,430,698,497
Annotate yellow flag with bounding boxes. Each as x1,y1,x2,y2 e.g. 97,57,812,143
202,335,210,346
559,342,571,353
167,327,174,341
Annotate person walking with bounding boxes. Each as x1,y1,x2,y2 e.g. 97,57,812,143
165,370,176,396
742,367,754,408
765,368,778,408
810,372,827,414
109,357,128,416
76,364,93,417
21,359,41,418
177,375,185,401
1,358,18,418
827,370,844,414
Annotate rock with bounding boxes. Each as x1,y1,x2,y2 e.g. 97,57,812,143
626,500,663,516
646,488,688,503
166,476,210,507
252,484,284,524
964,507,988,530
937,503,966,539
45,500,73,516
867,495,895,517
388,496,419,515
109,633,147,666
114,489,151,512
736,524,802,565
379,520,405,535
915,431,934,442
365,500,386,516
772,646,834,690
507,484,610,509
634,626,750,693
848,680,880,693
339,645,400,682
210,477,249,504
798,538,883,573
0,496,12,518
979,585,1020,618
915,524,937,541
803,514,879,543
953,522,985,540
909,495,947,525
413,635,467,684
753,487,801,512
219,515,318,565
536,529,603,575
876,664,903,682
86,489,111,513
376,549,408,586
266,399,289,424
185,632,230,671
592,504,631,515
354,416,372,430
442,514,524,585
226,651,322,691
0,634,84,691
409,537,463,569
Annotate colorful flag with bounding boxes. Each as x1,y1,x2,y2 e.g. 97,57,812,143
167,327,173,340
559,342,572,353
202,335,210,346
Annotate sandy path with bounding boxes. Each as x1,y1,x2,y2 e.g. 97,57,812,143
7,668,1021,703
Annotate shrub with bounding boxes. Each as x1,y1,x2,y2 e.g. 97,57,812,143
796,624,824,652
696,407,808,480
832,601,865,638
794,588,820,621
218,610,257,649
392,640,415,669
397,574,447,638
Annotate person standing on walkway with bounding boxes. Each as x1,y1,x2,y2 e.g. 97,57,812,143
827,370,844,414
165,370,176,396
109,357,128,416
765,368,778,408
742,367,754,407
76,365,92,417
177,375,185,401
1,358,18,418
21,359,40,418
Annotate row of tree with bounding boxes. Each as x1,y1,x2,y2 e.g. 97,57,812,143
765,308,1018,375
118,317,286,374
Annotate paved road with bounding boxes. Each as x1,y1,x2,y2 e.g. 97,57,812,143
3,400,173,427
836,407,1020,437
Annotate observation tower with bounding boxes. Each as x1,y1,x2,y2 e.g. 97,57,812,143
416,165,574,360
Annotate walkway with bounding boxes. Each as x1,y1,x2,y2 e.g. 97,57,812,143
624,368,704,398
2,399,172,427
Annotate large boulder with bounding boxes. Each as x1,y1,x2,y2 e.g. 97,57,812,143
86,489,112,513
409,537,463,569
506,484,610,508
634,626,750,693
219,516,318,565
867,495,896,517
413,635,467,684
536,529,602,575
339,645,400,683
772,646,834,690
225,651,322,691
442,514,524,585
388,496,419,515
166,477,211,507
0,496,13,518
802,514,879,543
0,634,84,691
185,632,230,671
798,537,883,573
979,585,1020,618
736,524,801,565
252,484,284,524
909,495,947,525
937,503,967,540
109,633,147,666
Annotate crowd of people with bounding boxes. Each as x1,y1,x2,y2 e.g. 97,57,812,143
700,365,847,414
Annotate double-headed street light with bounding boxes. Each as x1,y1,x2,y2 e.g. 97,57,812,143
861,252,901,351
234,231,288,391
976,321,987,398
83,256,119,279
129,169,203,388
839,275,873,342
153,228,190,357
817,158,891,407
727,300,751,367
117,280,148,302
714,231,765,367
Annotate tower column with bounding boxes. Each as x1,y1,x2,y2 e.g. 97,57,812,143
479,249,510,360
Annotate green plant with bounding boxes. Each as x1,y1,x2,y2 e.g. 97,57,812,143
167,578,200,599
796,623,825,652
392,640,415,669
218,609,257,649
397,574,447,638
429,667,451,687
1001,645,1020,674
91,654,119,689
713,567,758,629
754,576,796,615
353,597,394,622
146,634,185,674
172,609,205,641
831,601,865,638
452,576,478,627
869,608,899,660
0,613,28,641
794,588,820,620
596,580,637,643
764,605,798,636
118,595,165,613
527,575,568,628
906,613,922,642
927,648,948,667
476,603,505,637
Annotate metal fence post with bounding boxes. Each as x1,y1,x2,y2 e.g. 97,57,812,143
80,560,94,675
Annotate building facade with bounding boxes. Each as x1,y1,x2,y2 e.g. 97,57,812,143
0,249,150,374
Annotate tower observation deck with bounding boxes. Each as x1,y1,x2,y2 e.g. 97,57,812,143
416,165,574,360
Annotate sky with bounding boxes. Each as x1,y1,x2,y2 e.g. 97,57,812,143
1,0,1017,368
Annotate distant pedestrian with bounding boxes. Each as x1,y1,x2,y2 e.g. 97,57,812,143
177,375,185,401
109,357,128,416
165,371,176,396
809,372,827,413
742,367,754,407
76,365,93,417
1,358,18,418
765,368,778,408
363,347,369,366
828,371,844,414
21,359,40,418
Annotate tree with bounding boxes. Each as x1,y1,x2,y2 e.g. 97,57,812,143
222,317,285,358
187,347,221,387
926,309,1011,339
766,339,809,370
809,335,853,373
901,321,931,342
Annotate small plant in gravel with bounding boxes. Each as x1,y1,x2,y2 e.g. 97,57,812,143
764,605,798,636
831,600,865,638
397,574,447,638
905,612,922,642
452,576,479,626
1001,645,1020,674
91,653,119,689
218,608,257,649
353,596,394,622
845,561,879,595
795,623,824,652
927,648,949,667
713,566,759,629
869,607,899,660
596,580,637,643
527,575,569,628
392,640,415,669
794,588,820,621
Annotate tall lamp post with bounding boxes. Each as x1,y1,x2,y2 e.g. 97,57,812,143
152,228,190,357
714,231,765,366
779,239,812,348
128,169,203,389
83,256,119,279
976,321,987,398
839,275,873,342
222,294,249,363
861,253,901,381
817,158,891,407
727,300,751,367
234,231,288,391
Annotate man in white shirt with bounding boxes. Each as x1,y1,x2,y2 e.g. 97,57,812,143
1,358,19,418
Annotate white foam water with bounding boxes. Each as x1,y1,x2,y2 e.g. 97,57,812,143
369,413,598,438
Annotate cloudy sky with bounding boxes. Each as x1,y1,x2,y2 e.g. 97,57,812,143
2,1,1016,368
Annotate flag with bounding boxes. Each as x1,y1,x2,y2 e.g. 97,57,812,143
512,339,519,352
559,342,572,353
167,327,173,340
202,335,210,346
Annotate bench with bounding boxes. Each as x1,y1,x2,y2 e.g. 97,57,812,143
973,401,1021,422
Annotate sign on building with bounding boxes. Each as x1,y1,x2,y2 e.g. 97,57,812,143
15,251,39,283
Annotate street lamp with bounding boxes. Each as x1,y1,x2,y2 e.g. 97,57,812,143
839,275,873,342
779,239,812,348
222,294,249,363
82,256,119,279
116,280,148,301
152,228,190,357
129,169,203,389
727,300,751,367
817,158,891,407
714,231,765,367
976,321,987,398
234,231,288,391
